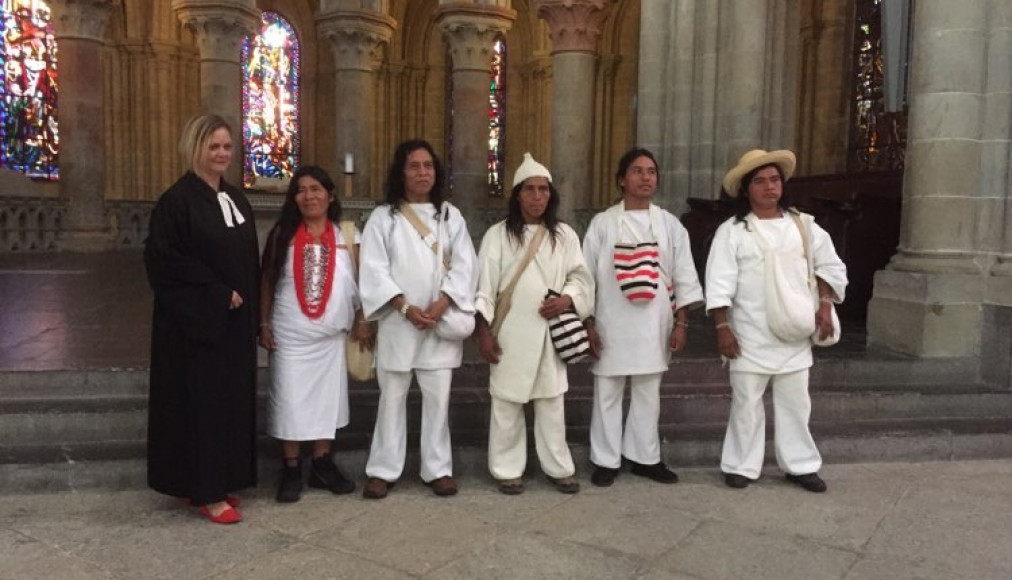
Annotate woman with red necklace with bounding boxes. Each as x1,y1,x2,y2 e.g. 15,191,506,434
259,165,373,503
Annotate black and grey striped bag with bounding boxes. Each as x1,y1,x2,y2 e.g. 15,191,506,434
545,290,592,364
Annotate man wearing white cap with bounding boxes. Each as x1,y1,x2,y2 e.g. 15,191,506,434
473,153,594,495
705,149,847,493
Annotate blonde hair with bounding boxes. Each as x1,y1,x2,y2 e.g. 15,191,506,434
178,114,232,171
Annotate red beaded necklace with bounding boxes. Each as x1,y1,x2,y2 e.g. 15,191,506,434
293,221,336,319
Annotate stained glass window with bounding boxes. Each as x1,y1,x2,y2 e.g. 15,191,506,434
850,0,906,172
488,36,506,196
0,0,58,180
241,11,299,188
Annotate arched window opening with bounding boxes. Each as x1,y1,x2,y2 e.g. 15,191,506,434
0,0,58,180
242,10,300,189
488,35,506,196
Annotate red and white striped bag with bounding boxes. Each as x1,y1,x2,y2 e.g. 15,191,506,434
612,241,675,309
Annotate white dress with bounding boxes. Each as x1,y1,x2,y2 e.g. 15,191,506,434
267,224,361,440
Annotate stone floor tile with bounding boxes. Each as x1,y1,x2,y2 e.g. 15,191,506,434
301,492,499,576
435,481,574,528
243,492,371,539
863,478,1012,578
7,509,295,580
843,555,967,580
207,541,412,580
525,490,703,558
704,468,906,550
425,531,648,580
654,520,858,580
0,528,120,580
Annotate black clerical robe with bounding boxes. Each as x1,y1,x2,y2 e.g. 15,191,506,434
144,171,259,505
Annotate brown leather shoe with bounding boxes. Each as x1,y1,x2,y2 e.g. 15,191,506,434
363,477,391,499
426,475,458,496
547,475,580,494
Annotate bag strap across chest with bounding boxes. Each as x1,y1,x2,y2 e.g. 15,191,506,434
490,226,548,337
399,202,450,270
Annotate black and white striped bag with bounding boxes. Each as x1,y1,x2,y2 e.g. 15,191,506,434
545,290,592,363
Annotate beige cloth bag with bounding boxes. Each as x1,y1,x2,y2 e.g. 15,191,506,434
341,221,375,381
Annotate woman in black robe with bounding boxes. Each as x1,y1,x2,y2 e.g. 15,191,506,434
144,114,259,524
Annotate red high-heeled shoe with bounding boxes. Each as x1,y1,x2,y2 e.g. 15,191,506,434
198,504,243,525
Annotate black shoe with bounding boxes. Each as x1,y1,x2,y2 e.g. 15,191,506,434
628,461,678,484
785,472,827,493
724,473,751,489
276,463,303,503
591,466,620,487
308,457,356,495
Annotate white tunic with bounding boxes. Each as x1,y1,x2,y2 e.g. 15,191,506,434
705,213,848,374
583,203,705,376
268,224,360,440
359,202,478,371
476,222,594,403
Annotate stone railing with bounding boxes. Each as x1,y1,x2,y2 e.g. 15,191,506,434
0,197,159,252
0,197,64,252
106,200,154,249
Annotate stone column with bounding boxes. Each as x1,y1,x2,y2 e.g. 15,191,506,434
50,0,117,251
988,0,1012,282
535,0,611,221
715,0,768,168
866,0,990,356
436,3,516,226
317,9,396,199
172,0,258,186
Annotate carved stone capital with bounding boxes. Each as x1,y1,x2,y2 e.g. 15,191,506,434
534,0,612,54
317,11,397,72
172,2,259,63
48,0,118,41
436,5,516,71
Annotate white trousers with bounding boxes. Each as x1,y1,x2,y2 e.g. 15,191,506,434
488,395,576,480
365,368,453,482
589,373,663,468
720,369,822,479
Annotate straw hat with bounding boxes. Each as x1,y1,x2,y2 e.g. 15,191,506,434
512,152,552,188
721,149,796,197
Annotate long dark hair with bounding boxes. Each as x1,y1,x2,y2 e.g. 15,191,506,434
730,163,792,226
505,179,563,249
615,147,660,191
265,165,341,284
383,139,446,218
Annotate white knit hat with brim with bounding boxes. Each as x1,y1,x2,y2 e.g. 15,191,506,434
512,152,552,188
721,149,796,197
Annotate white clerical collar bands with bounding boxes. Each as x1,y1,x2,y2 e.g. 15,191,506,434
217,191,246,228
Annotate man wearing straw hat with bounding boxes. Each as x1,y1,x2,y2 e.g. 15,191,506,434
473,153,594,495
705,149,847,493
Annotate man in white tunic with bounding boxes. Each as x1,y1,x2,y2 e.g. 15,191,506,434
474,153,594,495
359,140,478,499
705,149,847,493
583,148,705,487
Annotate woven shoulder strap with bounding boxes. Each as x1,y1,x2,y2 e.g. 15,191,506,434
490,226,548,337
339,221,359,280
788,210,815,281
399,202,450,269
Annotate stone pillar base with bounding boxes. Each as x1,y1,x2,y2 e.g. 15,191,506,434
866,269,983,357
59,229,114,253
